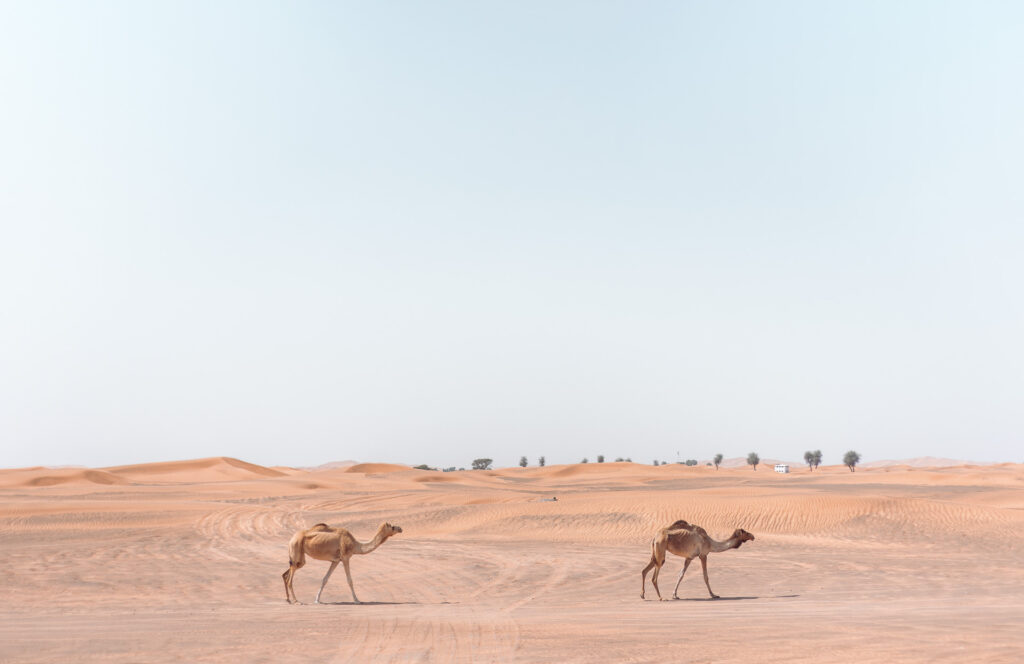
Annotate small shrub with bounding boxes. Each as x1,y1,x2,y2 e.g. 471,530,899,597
519,456,528,468
597,455,605,463
538,456,545,467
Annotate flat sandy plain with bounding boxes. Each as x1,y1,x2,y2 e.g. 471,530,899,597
2,458,1022,663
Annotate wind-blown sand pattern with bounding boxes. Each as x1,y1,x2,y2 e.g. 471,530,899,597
1,458,1022,662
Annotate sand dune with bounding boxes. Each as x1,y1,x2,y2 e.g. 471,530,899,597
343,462,412,474
1,458,1022,663
0,467,129,488
102,456,286,483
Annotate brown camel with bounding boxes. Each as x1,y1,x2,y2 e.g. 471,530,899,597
640,519,754,600
282,522,402,604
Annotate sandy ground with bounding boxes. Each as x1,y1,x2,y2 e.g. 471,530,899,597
1,459,1022,663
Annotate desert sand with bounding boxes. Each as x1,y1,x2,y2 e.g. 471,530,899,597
1,458,1022,663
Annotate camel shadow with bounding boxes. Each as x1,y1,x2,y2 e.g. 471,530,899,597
676,594,799,602
316,601,422,606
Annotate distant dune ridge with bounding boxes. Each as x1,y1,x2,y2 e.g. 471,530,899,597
0,455,1007,488
860,457,995,468
302,460,360,471
0,457,287,488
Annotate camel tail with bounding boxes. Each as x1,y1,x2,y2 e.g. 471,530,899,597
287,531,306,569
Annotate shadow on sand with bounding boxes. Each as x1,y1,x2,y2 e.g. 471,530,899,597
677,594,800,602
315,600,451,606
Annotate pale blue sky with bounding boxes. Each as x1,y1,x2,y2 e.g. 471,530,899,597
1,1,1021,468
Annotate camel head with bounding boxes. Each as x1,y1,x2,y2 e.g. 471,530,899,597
731,529,755,546
381,522,403,537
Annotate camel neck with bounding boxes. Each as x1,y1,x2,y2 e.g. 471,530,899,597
710,536,741,553
355,528,389,555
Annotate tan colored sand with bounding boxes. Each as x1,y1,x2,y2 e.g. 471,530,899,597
1,458,1022,663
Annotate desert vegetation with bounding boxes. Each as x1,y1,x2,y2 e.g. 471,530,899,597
804,450,823,471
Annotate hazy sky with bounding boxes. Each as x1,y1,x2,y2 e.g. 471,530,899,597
1,1,1022,469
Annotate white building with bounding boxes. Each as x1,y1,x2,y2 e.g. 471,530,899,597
774,464,790,474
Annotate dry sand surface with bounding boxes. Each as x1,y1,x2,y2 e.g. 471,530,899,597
2,458,1023,663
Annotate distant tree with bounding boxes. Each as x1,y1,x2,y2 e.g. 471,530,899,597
812,450,822,470
519,456,528,468
581,458,589,464
626,457,632,462
685,459,698,466
615,457,624,462
804,451,815,471
706,462,712,466
472,458,493,470
713,453,723,470
662,461,668,466
653,460,659,466
413,464,433,470
538,456,545,467
747,452,760,471
597,455,605,463
443,467,456,472
843,450,860,472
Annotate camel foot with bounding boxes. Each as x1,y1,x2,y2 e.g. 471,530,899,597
709,594,720,600
659,597,669,601
672,594,679,600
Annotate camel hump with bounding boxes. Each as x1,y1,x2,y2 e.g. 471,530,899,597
310,523,331,531
668,519,692,530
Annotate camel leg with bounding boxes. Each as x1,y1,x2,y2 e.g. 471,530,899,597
672,558,693,599
282,568,292,604
282,566,300,604
342,557,361,604
651,561,665,601
699,555,719,599
641,559,656,599
314,560,340,604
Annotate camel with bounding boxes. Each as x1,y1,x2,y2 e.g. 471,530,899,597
282,521,402,604
640,519,754,600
